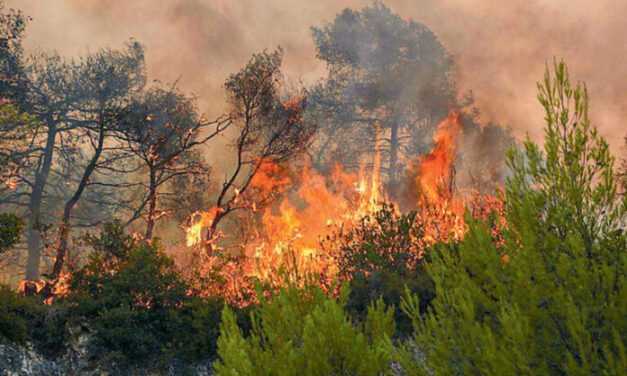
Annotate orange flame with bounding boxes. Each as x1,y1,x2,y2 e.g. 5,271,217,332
184,111,505,306
186,208,222,247
417,112,462,204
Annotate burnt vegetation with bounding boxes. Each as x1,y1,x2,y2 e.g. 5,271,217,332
0,1,625,374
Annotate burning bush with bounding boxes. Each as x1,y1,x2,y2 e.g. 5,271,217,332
326,204,435,334
187,110,506,308
331,204,424,278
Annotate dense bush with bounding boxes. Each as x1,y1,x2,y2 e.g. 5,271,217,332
398,62,627,375
0,285,30,343
347,264,434,336
215,284,395,375
328,204,435,334
0,285,68,356
0,212,22,253
332,204,424,277
67,222,226,366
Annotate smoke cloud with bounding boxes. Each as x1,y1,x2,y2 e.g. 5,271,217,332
7,0,626,154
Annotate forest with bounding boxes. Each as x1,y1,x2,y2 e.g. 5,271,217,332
0,1,625,375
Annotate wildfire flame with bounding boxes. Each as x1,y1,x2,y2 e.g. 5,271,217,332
186,208,222,247
417,112,462,204
185,111,504,305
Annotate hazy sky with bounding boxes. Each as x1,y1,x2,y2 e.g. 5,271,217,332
7,0,626,155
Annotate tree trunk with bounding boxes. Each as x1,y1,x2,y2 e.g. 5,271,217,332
25,122,57,281
388,120,400,196
50,123,105,281
25,217,42,280
144,167,157,241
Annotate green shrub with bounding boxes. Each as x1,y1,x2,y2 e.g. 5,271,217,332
347,266,434,337
214,284,395,375
68,224,226,366
398,61,627,375
332,204,424,278
328,204,435,335
0,285,68,356
0,285,29,343
0,212,22,253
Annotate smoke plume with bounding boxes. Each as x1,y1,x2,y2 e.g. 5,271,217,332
8,0,626,154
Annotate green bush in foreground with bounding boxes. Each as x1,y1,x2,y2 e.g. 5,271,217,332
328,204,435,335
0,285,68,356
398,61,626,375
68,222,225,366
215,285,395,376
0,212,23,253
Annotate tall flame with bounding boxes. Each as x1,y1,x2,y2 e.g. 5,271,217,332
184,111,506,306
417,112,462,204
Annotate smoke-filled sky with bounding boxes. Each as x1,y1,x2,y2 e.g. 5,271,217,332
7,0,626,155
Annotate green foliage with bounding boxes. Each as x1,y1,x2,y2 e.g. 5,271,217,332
399,61,627,375
0,285,68,356
0,0,28,100
0,102,38,183
0,285,29,343
348,266,434,338
68,224,225,366
82,220,136,259
0,212,22,253
333,204,423,277
214,285,395,375
328,204,435,334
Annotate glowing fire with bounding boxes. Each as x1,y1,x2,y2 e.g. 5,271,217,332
243,158,384,289
186,208,221,247
411,112,466,244
417,112,462,204
186,112,503,305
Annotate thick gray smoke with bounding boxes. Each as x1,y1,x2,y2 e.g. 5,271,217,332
7,0,626,154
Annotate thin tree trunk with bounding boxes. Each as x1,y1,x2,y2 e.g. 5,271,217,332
50,122,105,281
25,122,57,281
144,167,157,241
388,120,400,196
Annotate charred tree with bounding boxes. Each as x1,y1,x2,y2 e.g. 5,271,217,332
200,49,316,252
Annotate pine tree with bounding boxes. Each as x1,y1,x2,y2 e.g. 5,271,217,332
214,284,395,375
399,60,627,375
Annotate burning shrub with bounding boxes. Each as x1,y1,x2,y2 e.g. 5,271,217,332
398,61,627,375
214,284,395,375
